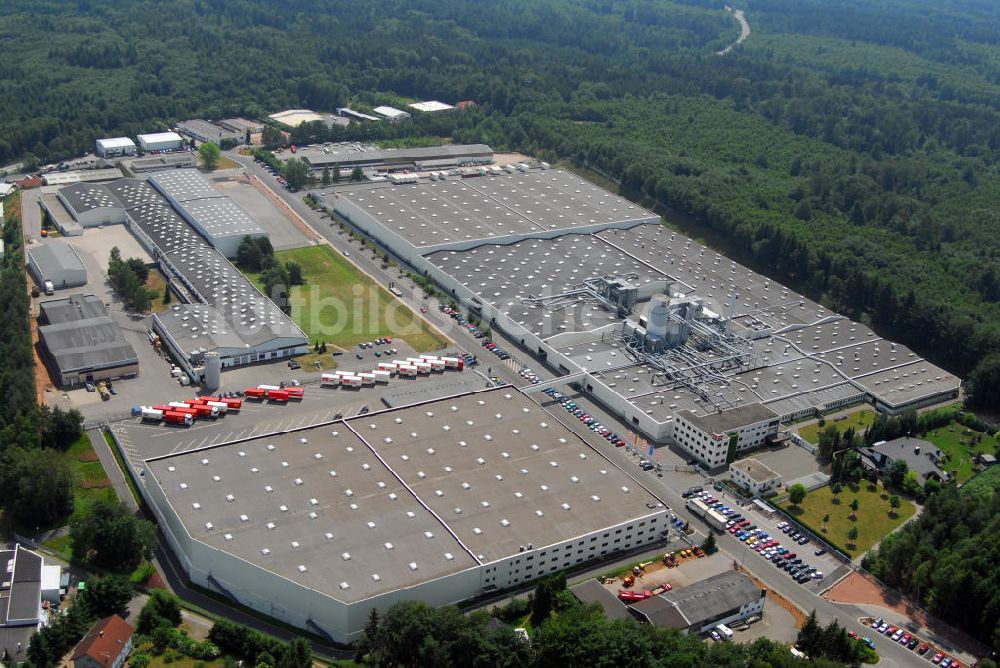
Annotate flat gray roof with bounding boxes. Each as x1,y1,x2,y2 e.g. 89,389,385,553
149,170,265,241
731,458,780,483
659,571,762,626
177,119,242,141
40,317,138,373
429,234,669,338
2,546,42,624
27,241,86,274
300,144,491,169
571,579,630,620
149,169,222,202
146,388,666,603
678,403,778,435
57,183,120,214
40,294,107,324
336,169,657,249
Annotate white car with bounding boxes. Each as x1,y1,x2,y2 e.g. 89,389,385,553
709,630,721,641
812,571,824,579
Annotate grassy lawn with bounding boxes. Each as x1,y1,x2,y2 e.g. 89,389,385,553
919,420,1000,484
103,430,141,503
797,408,877,444
249,245,448,352
40,433,117,557
145,269,172,313
146,656,224,668
776,481,915,557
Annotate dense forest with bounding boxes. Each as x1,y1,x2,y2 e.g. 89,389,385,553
1,0,1000,400
863,479,1000,649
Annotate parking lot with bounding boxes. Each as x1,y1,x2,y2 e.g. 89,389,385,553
110,369,490,467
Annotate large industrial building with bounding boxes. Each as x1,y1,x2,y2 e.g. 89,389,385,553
176,119,243,144
38,294,139,387
147,169,267,258
141,387,669,643
26,240,88,289
44,169,307,382
298,144,493,172
325,167,961,468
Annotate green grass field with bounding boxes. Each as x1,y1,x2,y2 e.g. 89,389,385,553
797,408,877,444
249,245,448,353
777,481,915,557
920,421,1000,484
41,433,117,557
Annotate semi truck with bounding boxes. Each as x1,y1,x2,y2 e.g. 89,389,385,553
440,356,464,370
163,410,193,426
140,407,164,421
341,375,363,388
377,362,397,374
686,497,727,531
357,372,377,386
245,387,266,399
284,386,305,399
397,364,417,377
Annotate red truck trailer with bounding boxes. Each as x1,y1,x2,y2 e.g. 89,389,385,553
163,411,193,426
266,389,290,402
245,387,266,399
284,387,305,399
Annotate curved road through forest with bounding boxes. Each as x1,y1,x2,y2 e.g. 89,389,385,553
716,6,750,56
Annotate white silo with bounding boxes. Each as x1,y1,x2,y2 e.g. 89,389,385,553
203,351,222,392
646,295,671,339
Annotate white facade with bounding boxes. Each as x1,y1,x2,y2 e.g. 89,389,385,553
138,132,184,152
672,408,780,469
729,458,782,497
141,458,668,644
95,137,137,158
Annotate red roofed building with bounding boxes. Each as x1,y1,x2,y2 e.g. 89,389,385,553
71,615,134,668
455,100,478,110
14,176,42,190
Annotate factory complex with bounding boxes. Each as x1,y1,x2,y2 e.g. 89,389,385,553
143,388,669,642
327,167,960,468
42,168,306,384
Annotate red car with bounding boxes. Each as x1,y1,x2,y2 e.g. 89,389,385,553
918,644,929,655
848,631,858,639
932,653,943,664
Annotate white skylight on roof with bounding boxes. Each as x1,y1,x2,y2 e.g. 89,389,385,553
192,502,201,510
408,562,419,571
266,522,276,530
261,548,271,556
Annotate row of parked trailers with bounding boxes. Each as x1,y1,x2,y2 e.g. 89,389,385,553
320,355,464,387
138,396,244,426
244,385,305,401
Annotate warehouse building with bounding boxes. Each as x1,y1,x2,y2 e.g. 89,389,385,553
629,571,765,634
336,107,381,122
323,167,960,463
176,119,243,144
38,294,139,387
122,153,197,175
95,137,137,159
141,388,669,643
56,183,128,227
299,144,492,172
137,132,184,153
729,458,782,497
42,168,123,187
409,100,455,113
104,177,306,379
372,106,411,123
26,240,88,289
148,169,267,258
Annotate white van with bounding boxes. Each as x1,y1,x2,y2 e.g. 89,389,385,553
715,624,734,641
